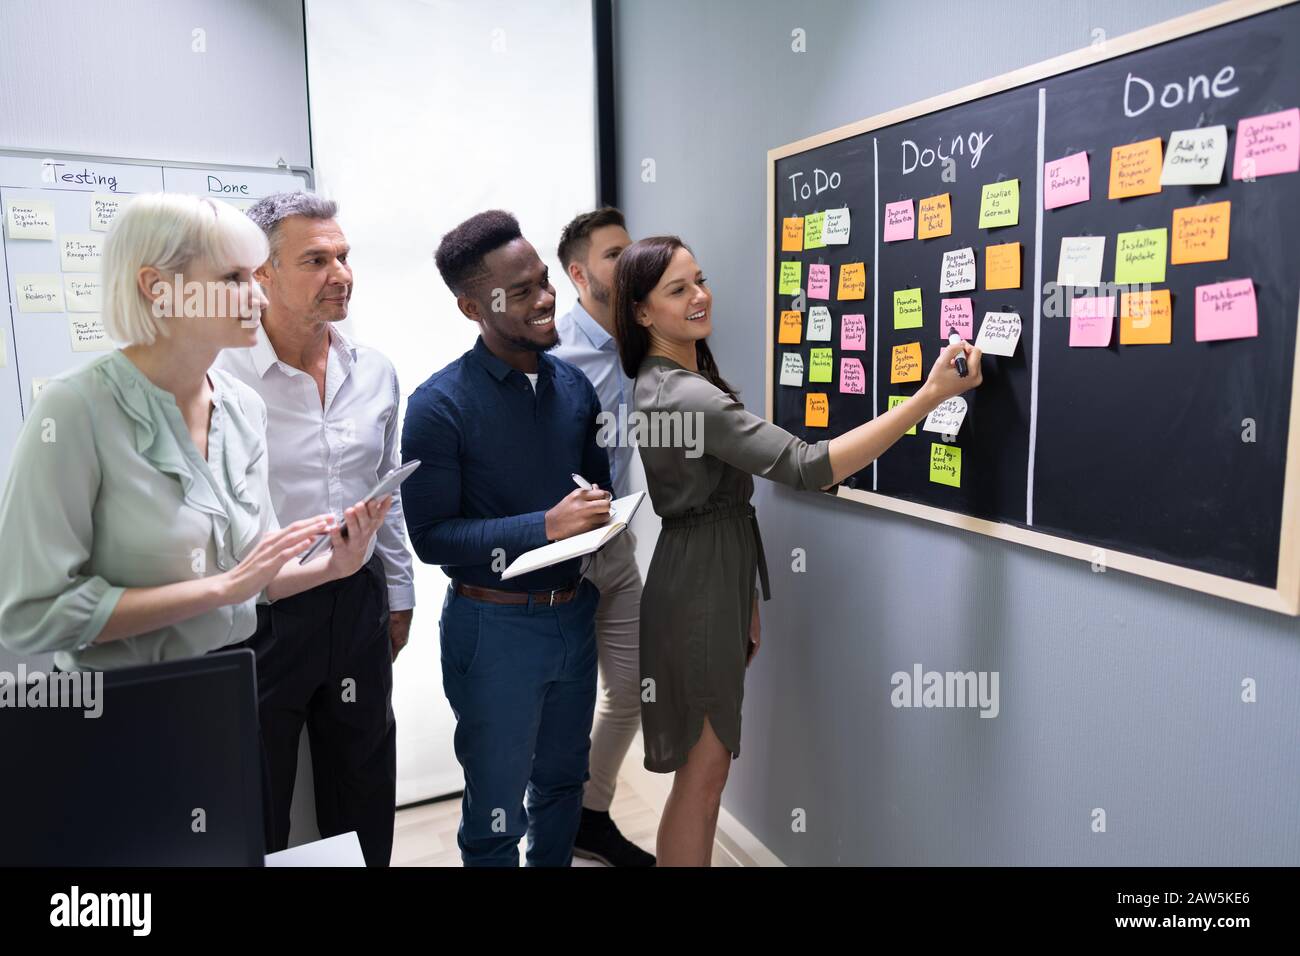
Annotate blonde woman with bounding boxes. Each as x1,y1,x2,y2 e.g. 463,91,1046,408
0,193,391,671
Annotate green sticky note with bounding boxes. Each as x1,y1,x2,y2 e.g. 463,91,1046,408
1114,228,1168,284
893,288,924,329
778,261,802,295
804,211,827,249
888,394,916,435
808,347,833,382
929,442,961,487
978,179,1019,228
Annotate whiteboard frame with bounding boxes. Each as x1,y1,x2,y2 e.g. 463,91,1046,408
0,145,315,192
765,0,1300,615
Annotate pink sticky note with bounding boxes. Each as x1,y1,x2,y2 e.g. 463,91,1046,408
938,297,973,339
1069,296,1115,347
841,313,867,350
883,200,915,242
1044,151,1090,209
808,263,831,299
839,357,866,394
1195,279,1257,342
1234,108,1300,179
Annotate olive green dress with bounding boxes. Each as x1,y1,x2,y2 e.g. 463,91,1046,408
635,356,833,773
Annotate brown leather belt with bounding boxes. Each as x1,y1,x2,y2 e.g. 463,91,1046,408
455,581,580,606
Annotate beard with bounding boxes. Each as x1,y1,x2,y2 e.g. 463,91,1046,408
500,325,559,353
589,273,612,306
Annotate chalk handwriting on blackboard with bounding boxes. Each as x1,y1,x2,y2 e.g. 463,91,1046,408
902,132,993,175
1123,66,1239,117
786,168,842,202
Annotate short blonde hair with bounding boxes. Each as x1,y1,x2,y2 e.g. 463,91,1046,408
102,193,269,346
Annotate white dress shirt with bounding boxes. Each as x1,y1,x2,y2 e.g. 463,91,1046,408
213,324,415,612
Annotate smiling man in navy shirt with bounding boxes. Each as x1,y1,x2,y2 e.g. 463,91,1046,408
401,209,612,867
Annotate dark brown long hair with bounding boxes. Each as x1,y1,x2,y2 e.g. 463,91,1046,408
612,235,736,397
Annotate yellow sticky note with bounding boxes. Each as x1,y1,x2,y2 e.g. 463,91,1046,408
778,310,803,344
1119,289,1173,345
917,193,952,240
15,274,65,313
782,217,803,252
60,234,104,273
778,261,801,296
837,262,866,300
6,200,56,239
929,443,961,487
1170,201,1230,265
69,314,111,353
978,179,1019,228
888,394,916,435
985,242,1021,290
804,212,826,249
805,393,829,428
1109,137,1164,198
890,342,922,383
90,194,123,232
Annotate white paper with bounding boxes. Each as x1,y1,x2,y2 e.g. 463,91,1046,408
70,315,112,352
60,234,104,273
922,396,969,435
806,305,832,341
1160,125,1227,186
15,274,65,313
64,275,102,313
5,200,55,240
779,352,804,387
821,207,851,245
939,247,976,293
975,311,1022,357
90,194,124,231
1056,236,1105,286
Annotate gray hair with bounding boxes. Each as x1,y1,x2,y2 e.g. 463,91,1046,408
245,191,338,263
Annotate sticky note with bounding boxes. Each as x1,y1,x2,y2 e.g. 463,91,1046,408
1069,296,1115,347
782,217,804,252
805,393,829,428
779,352,804,386
823,207,851,245
1170,201,1230,265
923,397,968,436
929,443,961,488
70,315,111,352
778,310,803,344
91,194,124,232
808,263,831,299
837,262,866,300
888,394,916,435
64,275,102,313
804,212,827,249
917,193,952,239
975,311,1022,357
807,306,833,341
939,248,976,293
985,242,1021,290
1044,151,1090,209
841,314,867,350
779,261,802,295
1161,126,1227,186
1114,228,1167,284
6,200,56,240
1119,289,1172,345
891,342,922,383
840,357,866,394
939,298,973,339
1233,108,1300,180
808,348,834,383
15,274,65,313
1057,236,1105,286
1195,279,1257,342
893,288,923,329
61,234,103,273
884,200,915,241
1109,137,1163,198
978,179,1019,228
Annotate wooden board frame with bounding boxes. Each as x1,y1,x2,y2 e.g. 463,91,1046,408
764,0,1300,615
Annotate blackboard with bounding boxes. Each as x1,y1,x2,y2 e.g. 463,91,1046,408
765,0,1300,613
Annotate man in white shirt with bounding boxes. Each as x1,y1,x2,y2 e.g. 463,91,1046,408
214,192,413,867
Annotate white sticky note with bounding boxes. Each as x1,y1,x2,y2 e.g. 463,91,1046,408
922,396,968,435
6,200,56,240
975,311,1022,357
70,315,112,352
822,207,851,245
1160,125,1228,186
939,247,976,293
15,274,65,313
1057,236,1105,287
807,306,833,341
90,194,124,231
60,234,104,273
64,275,103,313
779,352,804,387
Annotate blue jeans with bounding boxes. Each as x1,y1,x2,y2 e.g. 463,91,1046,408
439,579,599,866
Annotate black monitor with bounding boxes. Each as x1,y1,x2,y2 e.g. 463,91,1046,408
0,648,265,866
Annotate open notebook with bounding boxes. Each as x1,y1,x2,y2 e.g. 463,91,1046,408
500,491,646,581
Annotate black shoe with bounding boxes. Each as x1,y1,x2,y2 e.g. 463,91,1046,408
573,808,656,867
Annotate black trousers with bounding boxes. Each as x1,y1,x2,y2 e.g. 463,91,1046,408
234,553,396,867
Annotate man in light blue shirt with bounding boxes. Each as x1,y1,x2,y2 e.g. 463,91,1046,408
552,208,653,866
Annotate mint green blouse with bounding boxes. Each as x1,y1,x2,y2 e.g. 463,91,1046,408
0,350,279,671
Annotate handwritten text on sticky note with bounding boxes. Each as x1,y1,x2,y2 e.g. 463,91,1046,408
841,314,866,351
837,262,867,300
985,242,1020,290
1044,151,1090,209
806,393,829,428
1069,296,1115,347
939,247,976,293
1109,137,1164,198
840,358,866,394
1120,289,1172,345
929,443,961,487
1195,279,1256,342
808,347,834,382
978,179,1019,228
808,263,831,299
893,288,923,329
891,342,923,383
939,298,973,339
1170,201,1230,265
975,311,1022,357
1114,228,1167,284
1161,126,1227,186
918,193,952,239
1234,108,1300,180
884,199,915,242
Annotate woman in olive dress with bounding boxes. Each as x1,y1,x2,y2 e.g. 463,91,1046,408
613,236,982,866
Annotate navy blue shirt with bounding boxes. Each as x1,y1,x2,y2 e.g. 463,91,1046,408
400,336,611,591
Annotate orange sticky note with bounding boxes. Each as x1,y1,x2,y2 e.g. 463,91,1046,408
1109,137,1164,199
917,193,952,239
805,393,829,428
1119,289,1173,345
778,310,802,344
837,262,866,299
1170,201,1230,265
890,342,923,383
782,217,803,252
985,242,1021,290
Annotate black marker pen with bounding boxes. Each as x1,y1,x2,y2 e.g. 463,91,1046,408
948,328,969,377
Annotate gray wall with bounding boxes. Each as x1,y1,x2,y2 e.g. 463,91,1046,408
614,0,1300,864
